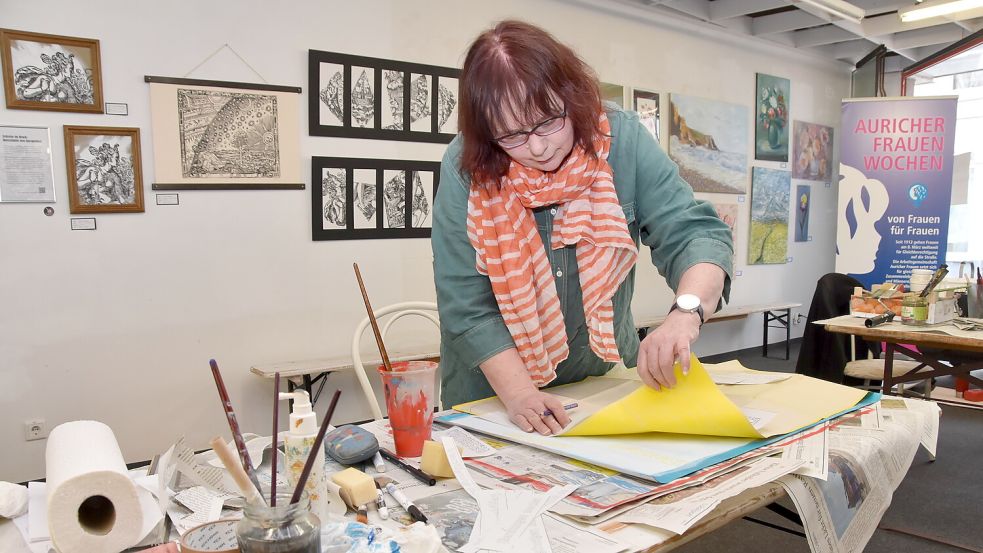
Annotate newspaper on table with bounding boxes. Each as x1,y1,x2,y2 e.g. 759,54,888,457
778,397,939,553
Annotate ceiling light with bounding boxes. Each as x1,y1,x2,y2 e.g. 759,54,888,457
798,0,867,23
899,0,983,21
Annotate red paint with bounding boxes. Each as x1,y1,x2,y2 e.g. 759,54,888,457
378,361,437,457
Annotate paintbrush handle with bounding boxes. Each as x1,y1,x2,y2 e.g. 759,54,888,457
271,372,280,506
353,263,393,372
209,359,264,495
210,437,264,506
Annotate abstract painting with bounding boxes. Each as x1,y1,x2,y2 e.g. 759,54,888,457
312,156,440,241
632,89,660,142
712,202,739,244
147,76,302,190
792,121,833,183
749,167,790,265
64,126,143,213
309,50,459,143
669,94,748,194
794,182,811,242
755,73,790,162
1,29,103,113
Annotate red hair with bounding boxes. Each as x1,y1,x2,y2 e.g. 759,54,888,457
458,20,602,184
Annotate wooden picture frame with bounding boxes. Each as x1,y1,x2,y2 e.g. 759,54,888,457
64,126,144,213
312,156,440,241
1,28,104,113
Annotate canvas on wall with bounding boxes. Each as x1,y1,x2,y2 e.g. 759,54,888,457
0,29,103,113
749,167,790,265
309,50,459,143
792,121,833,183
711,202,739,245
600,82,627,109
312,156,439,241
632,89,660,142
794,182,811,242
146,76,303,190
755,73,790,162
668,93,748,194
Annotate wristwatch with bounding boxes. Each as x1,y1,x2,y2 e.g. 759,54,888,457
669,294,705,327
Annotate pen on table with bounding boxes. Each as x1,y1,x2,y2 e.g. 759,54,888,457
541,402,579,418
378,448,437,486
383,482,428,524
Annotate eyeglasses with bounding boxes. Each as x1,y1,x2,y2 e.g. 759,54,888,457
492,110,567,149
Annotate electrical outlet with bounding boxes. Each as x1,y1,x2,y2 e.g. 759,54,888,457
793,313,804,325
25,418,46,441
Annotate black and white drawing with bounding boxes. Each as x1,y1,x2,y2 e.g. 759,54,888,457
321,168,346,230
2,29,103,113
309,50,459,143
178,88,280,179
64,126,144,214
312,157,440,241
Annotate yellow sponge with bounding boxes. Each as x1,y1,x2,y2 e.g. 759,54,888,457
420,440,456,478
330,468,376,507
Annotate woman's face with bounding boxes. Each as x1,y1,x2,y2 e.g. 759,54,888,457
495,110,575,173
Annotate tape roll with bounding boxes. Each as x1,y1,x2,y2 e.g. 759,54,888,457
179,519,239,553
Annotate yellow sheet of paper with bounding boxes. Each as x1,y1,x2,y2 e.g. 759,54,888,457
563,355,763,438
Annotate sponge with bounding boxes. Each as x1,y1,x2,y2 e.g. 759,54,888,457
420,440,456,478
330,468,377,508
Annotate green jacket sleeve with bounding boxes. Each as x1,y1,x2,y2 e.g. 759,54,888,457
628,114,734,308
431,141,516,370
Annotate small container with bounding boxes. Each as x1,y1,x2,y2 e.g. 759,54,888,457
910,269,934,294
900,295,928,326
237,492,321,553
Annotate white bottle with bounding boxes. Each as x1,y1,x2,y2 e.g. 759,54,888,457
279,390,328,521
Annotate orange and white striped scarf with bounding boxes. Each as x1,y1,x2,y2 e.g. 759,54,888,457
466,113,638,386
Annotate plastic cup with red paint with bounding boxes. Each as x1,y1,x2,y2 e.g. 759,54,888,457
378,361,437,457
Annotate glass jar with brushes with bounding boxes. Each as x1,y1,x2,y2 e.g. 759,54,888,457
237,492,321,553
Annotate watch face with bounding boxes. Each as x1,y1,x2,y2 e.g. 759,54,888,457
676,294,701,311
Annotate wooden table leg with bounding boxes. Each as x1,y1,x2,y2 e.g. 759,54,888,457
882,342,896,395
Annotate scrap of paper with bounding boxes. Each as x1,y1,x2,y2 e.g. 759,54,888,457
432,427,497,457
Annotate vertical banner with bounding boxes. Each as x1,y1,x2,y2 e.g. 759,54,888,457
836,97,957,289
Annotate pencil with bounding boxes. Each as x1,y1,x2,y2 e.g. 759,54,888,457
209,359,265,499
378,447,436,486
541,402,579,418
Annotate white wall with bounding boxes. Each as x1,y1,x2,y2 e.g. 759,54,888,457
0,0,850,482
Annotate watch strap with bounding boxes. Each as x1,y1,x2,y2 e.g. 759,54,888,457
669,302,705,326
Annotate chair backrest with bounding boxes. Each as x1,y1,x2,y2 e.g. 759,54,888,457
350,301,440,421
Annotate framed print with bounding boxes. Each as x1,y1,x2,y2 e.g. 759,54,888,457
1,28,103,113
668,93,748,194
0,125,55,202
309,50,459,143
64,125,144,213
312,156,440,241
755,73,790,162
146,76,303,190
632,88,660,142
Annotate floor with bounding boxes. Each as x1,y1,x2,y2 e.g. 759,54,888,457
671,339,983,553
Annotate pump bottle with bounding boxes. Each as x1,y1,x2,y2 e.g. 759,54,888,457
279,390,329,520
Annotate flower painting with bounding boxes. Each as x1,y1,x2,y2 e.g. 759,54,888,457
749,167,790,265
794,183,810,242
755,73,790,162
792,121,833,183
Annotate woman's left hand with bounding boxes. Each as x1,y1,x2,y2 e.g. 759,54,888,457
636,309,701,390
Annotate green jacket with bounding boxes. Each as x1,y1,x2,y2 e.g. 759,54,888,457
432,107,733,407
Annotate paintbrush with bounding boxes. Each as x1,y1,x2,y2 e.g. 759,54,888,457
353,263,393,372
290,389,342,504
270,371,280,506
919,264,949,298
208,359,265,497
210,436,264,506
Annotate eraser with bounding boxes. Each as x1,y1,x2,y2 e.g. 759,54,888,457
330,467,377,508
420,440,456,478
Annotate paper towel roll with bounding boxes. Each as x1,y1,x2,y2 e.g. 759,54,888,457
45,420,143,553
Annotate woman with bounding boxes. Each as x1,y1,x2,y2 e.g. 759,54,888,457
432,21,733,435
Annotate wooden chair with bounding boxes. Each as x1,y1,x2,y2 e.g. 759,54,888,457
845,339,933,398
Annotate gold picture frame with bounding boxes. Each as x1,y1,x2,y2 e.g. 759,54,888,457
1,28,104,113
64,126,144,213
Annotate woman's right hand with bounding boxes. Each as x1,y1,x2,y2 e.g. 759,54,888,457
502,389,572,435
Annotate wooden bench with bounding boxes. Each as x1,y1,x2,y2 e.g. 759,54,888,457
252,302,802,403
635,302,802,360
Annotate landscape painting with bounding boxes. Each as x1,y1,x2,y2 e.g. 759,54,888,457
669,94,748,194
749,167,790,265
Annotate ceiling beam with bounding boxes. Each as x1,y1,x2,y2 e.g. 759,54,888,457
953,16,983,33
708,0,789,21
863,7,983,36
793,2,923,60
662,0,711,20
851,0,914,17
891,25,970,50
805,38,880,62
752,10,831,35
794,24,862,47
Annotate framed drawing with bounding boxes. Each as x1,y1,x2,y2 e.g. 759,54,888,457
0,28,103,113
64,126,143,213
668,93,748,194
146,76,303,190
748,167,790,265
309,50,459,143
755,73,790,162
312,156,440,241
632,88,660,141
